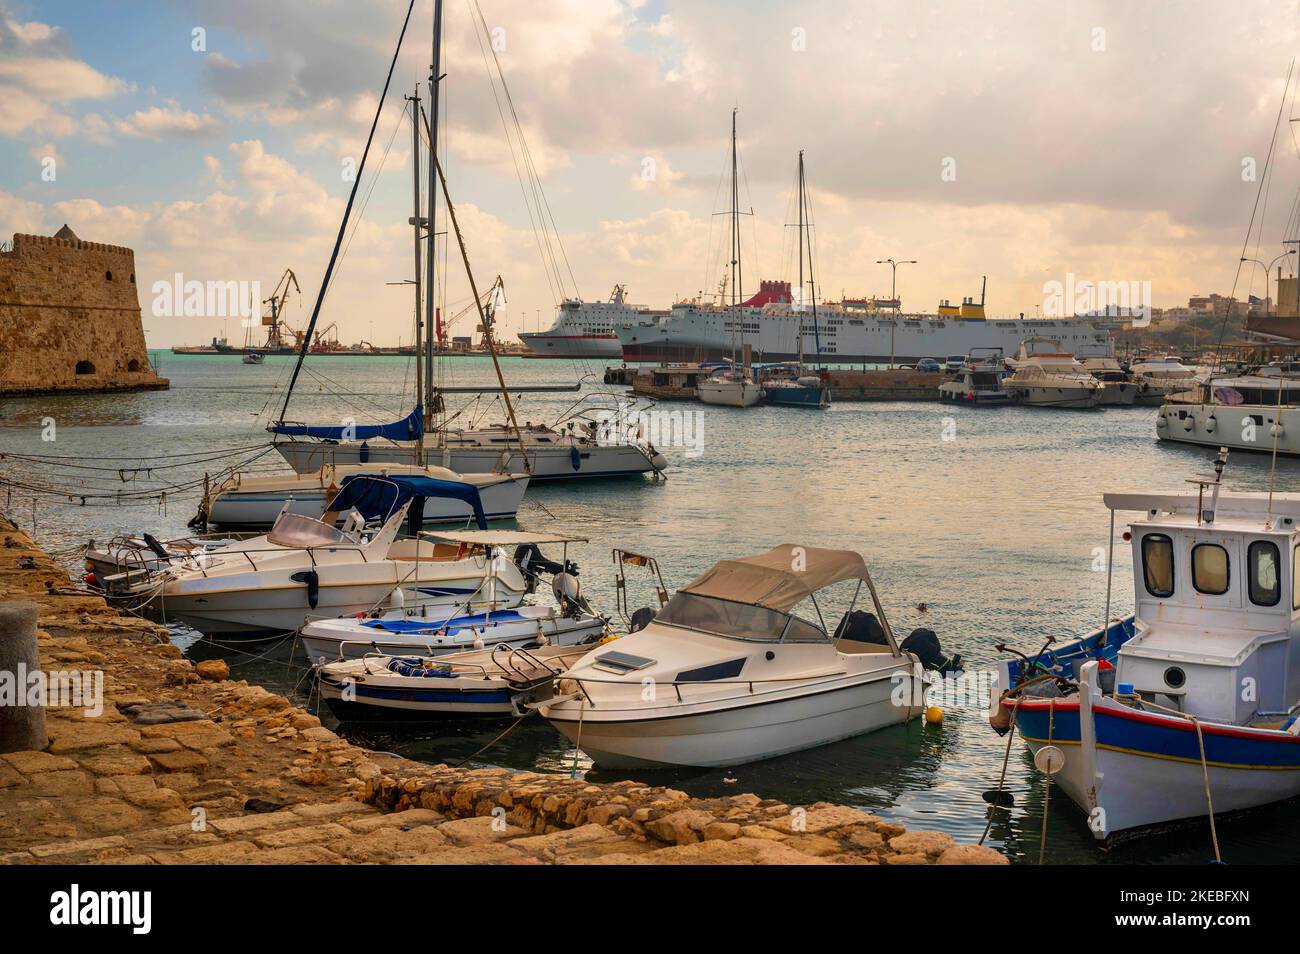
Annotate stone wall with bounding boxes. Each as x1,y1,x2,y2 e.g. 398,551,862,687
0,231,168,396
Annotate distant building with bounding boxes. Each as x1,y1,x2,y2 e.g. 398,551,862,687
0,226,168,396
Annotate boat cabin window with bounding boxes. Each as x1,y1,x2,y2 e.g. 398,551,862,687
655,592,824,642
1141,533,1175,598
1191,543,1230,596
1248,541,1281,607
1294,544,1300,611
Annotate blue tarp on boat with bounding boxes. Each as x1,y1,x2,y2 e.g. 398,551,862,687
269,406,423,442
329,474,487,529
361,609,528,633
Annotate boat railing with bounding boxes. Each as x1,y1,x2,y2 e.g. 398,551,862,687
559,667,853,708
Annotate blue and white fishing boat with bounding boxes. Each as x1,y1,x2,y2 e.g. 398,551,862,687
992,449,1300,845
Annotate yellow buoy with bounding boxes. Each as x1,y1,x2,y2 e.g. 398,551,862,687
924,706,945,725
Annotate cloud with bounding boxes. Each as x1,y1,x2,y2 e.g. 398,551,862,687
115,104,222,140
0,16,129,137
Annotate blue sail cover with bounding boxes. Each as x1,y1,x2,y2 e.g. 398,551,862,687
328,474,487,529
269,406,422,442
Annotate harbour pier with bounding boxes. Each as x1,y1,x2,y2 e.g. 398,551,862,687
0,514,1005,866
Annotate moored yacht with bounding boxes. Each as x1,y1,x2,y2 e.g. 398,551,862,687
697,366,763,407
1157,369,1300,455
1005,338,1104,408
1130,354,1198,405
938,349,1012,405
1081,356,1138,405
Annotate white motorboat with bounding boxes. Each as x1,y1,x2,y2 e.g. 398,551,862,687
992,452,1300,844
696,367,763,407
111,476,528,638
203,462,528,530
1005,338,1104,408
539,544,932,768
1081,357,1138,406
242,351,265,365
1130,354,1197,405
317,643,597,718
938,349,1012,405
1157,371,1300,456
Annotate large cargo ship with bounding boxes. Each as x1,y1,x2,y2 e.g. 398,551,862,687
519,285,666,359
613,280,1114,363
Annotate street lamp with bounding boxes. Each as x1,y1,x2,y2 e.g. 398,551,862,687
1240,249,1297,316
876,259,916,369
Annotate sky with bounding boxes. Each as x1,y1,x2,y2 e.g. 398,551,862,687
4,0,1300,348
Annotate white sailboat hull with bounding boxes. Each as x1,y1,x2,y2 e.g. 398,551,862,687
275,436,655,480
696,380,763,407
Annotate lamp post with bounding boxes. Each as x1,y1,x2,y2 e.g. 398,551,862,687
1240,249,1296,317
876,258,916,368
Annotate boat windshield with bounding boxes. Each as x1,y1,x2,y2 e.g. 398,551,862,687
654,592,826,642
266,512,353,548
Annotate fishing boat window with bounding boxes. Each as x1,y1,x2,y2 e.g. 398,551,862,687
655,592,823,642
1191,543,1230,596
1248,541,1281,607
1141,533,1175,598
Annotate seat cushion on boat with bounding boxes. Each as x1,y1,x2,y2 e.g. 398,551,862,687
362,609,528,633
835,639,897,655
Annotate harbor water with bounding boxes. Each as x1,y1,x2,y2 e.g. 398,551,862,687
3,352,1299,865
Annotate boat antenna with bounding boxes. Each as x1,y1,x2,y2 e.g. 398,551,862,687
276,0,418,424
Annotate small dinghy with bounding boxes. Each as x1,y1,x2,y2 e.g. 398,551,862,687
539,544,942,768
316,642,597,718
991,449,1300,846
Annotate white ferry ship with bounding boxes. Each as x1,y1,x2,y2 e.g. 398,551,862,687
519,285,665,359
613,280,1114,363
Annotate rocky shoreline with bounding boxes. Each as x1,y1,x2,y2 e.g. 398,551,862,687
0,514,1006,865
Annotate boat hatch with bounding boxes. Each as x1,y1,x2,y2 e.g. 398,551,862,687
592,651,657,674
676,659,745,683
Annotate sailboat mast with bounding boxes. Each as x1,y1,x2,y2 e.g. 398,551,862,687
729,108,743,363
797,151,804,366
800,151,821,362
423,0,443,429
408,89,424,465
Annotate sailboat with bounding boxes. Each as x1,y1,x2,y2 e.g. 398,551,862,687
268,4,667,480
762,150,831,409
697,110,763,409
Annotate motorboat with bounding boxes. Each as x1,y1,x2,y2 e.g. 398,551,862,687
242,351,265,365
696,366,763,407
539,544,940,768
1130,354,1197,405
107,476,528,639
1157,371,1300,456
1081,357,1138,405
83,533,245,589
317,642,597,718
1005,338,1104,408
991,451,1300,844
201,462,529,530
298,530,603,660
938,349,1012,405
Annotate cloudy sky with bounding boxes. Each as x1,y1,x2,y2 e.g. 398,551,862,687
3,0,1300,347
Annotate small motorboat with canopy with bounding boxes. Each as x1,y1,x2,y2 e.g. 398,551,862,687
539,544,940,768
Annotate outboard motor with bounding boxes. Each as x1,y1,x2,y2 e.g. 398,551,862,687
513,544,566,594
900,627,963,675
552,571,593,616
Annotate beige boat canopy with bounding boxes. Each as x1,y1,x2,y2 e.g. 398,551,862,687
679,544,872,613
418,530,588,546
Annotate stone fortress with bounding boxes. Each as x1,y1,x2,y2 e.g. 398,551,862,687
0,226,168,397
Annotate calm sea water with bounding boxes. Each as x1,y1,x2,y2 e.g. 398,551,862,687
4,351,1300,865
